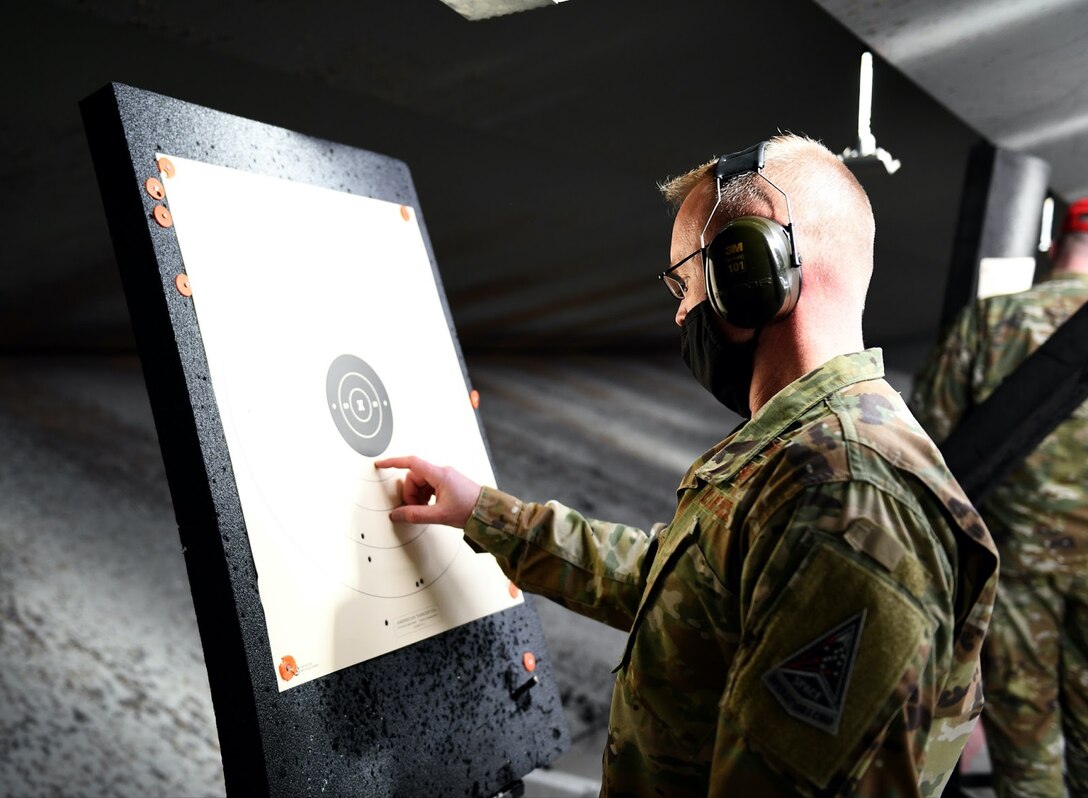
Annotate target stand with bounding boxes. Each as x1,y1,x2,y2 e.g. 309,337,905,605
81,84,569,797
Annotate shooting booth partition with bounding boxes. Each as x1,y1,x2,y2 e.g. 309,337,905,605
80,83,569,797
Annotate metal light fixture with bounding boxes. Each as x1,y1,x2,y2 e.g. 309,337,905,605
439,0,570,21
1039,196,1055,252
839,52,901,175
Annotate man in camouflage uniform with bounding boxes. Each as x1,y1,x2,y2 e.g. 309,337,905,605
909,198,1088,797
378,134,998,796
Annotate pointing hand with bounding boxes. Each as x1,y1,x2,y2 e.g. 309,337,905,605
374,456,483,528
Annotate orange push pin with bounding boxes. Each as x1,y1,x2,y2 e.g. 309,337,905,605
508,580,520,599
175,274,192,297
522,651,537,673
145,177,166,200
153,205,173,228
399,205,411,221
157,157,176,178
470,389,481,409
278,655,299,682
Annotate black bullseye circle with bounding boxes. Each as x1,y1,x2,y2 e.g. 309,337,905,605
326,355,393,456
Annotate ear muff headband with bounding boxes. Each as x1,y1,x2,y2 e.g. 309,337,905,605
700,141,803,327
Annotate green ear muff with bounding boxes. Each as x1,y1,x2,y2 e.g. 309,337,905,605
704,215,801,328
703,141,804,328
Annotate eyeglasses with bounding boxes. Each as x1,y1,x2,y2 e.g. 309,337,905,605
658,247,704,300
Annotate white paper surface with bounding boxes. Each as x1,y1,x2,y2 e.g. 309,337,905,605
158,154,521,690
977,256,1036,299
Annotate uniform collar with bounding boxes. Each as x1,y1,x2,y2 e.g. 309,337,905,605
1040,270,1088,285
693,348,885,484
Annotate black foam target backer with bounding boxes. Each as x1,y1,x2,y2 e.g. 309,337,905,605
81,83,568,798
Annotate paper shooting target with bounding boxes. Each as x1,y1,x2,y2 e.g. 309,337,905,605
154,151,519,685
211,345,461,600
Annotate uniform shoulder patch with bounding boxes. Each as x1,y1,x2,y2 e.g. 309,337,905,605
723,540,934,789
762,610,866,735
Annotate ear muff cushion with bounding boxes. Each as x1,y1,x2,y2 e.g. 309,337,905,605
704,216,801,328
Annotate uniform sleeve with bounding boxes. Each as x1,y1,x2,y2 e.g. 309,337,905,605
909,303,981,443
462,486,655,631
709,480,957,798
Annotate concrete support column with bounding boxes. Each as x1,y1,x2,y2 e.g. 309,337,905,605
940,141,1051,329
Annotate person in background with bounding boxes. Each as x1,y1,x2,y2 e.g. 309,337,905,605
380,134,998,797
910,197,1088,797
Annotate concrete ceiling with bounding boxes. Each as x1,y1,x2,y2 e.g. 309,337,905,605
1,0,1083,357
816,0,1088,199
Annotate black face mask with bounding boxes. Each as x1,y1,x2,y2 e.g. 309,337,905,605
680,301,758,419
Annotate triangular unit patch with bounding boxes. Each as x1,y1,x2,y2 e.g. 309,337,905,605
762,609,867,735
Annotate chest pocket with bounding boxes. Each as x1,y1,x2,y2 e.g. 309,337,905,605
613,512,700,674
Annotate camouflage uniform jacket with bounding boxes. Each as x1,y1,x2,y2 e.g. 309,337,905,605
464,349,998,797
909,272,1088,576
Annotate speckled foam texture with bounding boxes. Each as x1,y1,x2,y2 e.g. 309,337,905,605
80,83,568,796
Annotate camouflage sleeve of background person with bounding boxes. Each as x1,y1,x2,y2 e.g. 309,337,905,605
463,485,660,631
908,303,983,443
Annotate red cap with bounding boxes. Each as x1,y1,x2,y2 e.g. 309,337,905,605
1061,197,1088,235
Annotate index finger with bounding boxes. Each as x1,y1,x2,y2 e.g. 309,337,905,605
374,455,437,480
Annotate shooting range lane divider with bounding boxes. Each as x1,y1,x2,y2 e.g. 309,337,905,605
80,83,569,797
